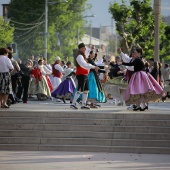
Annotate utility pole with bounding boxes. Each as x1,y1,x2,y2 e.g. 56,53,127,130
44,0,48,60
44,0,67,61
154,0,161,62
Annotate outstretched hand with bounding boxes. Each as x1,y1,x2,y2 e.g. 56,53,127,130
94,66,100,72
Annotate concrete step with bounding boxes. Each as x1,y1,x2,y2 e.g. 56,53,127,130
0,124,170,133
1,130,170,140
1,112,170,120
0,137,170,147
0,144,170,154
1,111,170,154
41,131,170,140
1,117,170,126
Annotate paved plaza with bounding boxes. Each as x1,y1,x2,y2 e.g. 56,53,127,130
0,97,169,113
0,151,170,170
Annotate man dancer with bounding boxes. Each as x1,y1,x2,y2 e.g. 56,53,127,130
70,43,99,110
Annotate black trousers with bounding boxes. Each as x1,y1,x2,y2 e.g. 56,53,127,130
76,75,89,92
16,75,30,102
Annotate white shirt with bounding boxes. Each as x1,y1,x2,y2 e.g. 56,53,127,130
0,55,14,72
64,68,74,77
44,64,52,71
76,55,95,70
38,65,52,76
54,64,64,73
120,52,134,71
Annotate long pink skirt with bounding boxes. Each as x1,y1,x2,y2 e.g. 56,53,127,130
125,71,163,105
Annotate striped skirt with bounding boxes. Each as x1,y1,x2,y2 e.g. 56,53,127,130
0,72,12,94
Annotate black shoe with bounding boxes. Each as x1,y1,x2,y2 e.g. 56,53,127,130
140,106,148,111
133,107,141,111
81,106,90,109
61,98,66,103
162,96,166,102
133,105,137,109
70,104,78,110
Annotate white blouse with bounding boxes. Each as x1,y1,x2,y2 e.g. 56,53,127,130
0,55,14,72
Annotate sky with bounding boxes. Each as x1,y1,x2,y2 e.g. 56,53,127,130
85,0,170,31
0,0,170,32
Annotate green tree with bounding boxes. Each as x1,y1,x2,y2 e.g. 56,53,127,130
8,0,88,63
109,0,167,59
160,25,170,61
0,17,14,47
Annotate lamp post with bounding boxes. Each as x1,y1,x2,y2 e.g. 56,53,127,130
154,0,161,62
44,0,67,61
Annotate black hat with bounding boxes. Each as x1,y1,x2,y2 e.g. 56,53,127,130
78,43,85,49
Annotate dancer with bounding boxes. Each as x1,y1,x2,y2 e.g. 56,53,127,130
122,50,163,111
51,61,76,103
70,43,99,110
51,56,64,91
87,50,106,108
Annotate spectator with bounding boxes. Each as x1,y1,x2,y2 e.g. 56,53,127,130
0,48,14,108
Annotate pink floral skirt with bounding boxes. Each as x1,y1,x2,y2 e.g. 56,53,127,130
125,71,163,105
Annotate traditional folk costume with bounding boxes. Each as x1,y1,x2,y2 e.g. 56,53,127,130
75,57,106,107
122,58,163,110
28,65,51,100
86,58,106,103
120,51,134,82
51,57,64,91
70,43,96,110
51,67,76,103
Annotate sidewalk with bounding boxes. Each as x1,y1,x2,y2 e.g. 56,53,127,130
0,151,170,170
1,98,169,113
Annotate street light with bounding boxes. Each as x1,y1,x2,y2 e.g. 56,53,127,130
44,0,67,61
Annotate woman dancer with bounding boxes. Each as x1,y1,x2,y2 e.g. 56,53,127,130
29,59,51,100
87,51,106,108
51,61,76,103
122,50,163,111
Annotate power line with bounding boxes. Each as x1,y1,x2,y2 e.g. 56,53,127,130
14,21,44,30
10,12,45,26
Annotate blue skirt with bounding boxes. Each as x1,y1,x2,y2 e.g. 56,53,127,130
88,72,105,102
73,72,106,103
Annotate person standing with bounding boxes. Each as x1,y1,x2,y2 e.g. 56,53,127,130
16,59,33,103
70,43,99,110
8,52,20,103
0,48,14,108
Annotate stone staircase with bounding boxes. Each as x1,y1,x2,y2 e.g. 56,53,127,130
0,111,170,154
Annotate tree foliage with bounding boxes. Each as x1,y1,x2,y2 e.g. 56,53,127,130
109,0,169,60
0,17,14,47
8,0,88,63
160,25,170,61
